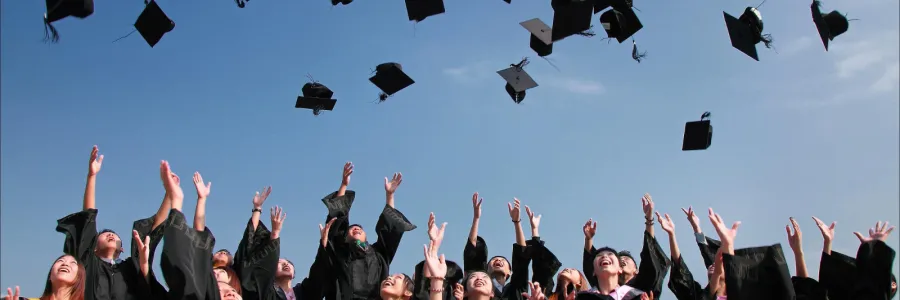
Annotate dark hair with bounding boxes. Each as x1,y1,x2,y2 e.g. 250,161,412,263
401,273,414,294
593,247,619,259
214,266,242,295
213,249,234,267
98,229,123,258
280,258,296,277
40,254,86,300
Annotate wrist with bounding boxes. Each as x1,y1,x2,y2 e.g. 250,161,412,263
87,173,97,178
252,207,262,212
512,219,520,223
198,197,207,201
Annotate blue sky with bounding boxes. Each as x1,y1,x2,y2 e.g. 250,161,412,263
2,0,898,296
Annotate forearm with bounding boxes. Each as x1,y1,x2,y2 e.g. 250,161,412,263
822,240,832,255
793,249,809,278
429,279,445,300
386,192,395,208
140,262,150,281
250,208,262,232
514,221,526,246
337,183,348,197
83,174,97,210
584,236,593,252
468,218,480,245
193,197,207,229
645,216,655,238
530,225,539,239
152,196,171,230
668,233,681,263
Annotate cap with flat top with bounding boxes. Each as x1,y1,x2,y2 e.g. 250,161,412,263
811,0,849,51
520,18,554,57
369,63,415,101
723,7,773,61
43,0,95,43
134,0,175,48
331,0,352,5
405,0,445,22
592,0,633,14
497,59,538,104
599,7,643,43
550,0,594,42
682,112,713,151
295,81,337,116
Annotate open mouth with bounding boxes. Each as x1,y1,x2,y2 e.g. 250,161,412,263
382,280,394,287
492,261,503,268
473,279,486,287
59,266,71,273
599,258,613,267
282,266,290,271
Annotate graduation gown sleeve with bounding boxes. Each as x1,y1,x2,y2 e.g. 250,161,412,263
791,277,828,300
56,208,99,265
464,236,490,273
298,243,337,300
500,243,532,300
722,243,795,300
818,250,856,300
240,235,281,300
666,257,705,300
233,217,273,279
852,240,896,300
321,190,356,244
160,209,221,300
371,205,418,265
625,231,670,298
582,246,598,289
527,237,562,295
127,215,168,300
697,234,720,269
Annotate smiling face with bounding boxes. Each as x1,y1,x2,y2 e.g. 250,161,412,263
620,256,637,276
557,268,580,285
593,250,622,277
466,271,494,297
348,225,367,242
380,273,412,299
214,268,230,283
219,281,239,300
95,231,121,256
488,256,510,278
276,259,294,279
50,255,80,286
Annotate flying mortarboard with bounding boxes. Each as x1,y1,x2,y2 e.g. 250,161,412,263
682,111,713,151
369,62,415,102
43,0,95,43
235,0,249,8
550,0,595,42
599,7,643,43
723,7,774,61
295,76,337,116
134,0,175,48
592,0,633,14
406,0,446,22
811,0,850,51
497,58,538,104
520,18,554,57
331,0,352,5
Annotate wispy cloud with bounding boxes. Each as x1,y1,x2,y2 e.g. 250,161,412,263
832,31,898,80
870,62,900,93
545,78,606,95
442,61,496,84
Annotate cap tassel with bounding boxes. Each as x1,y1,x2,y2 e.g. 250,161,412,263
235,0,248,8
631,40,647,63
373,93,389,103
312,105,324,116
576,26,596,37
760,33,775,48
43,16,60,43
701,111,711,121
541,56,561,72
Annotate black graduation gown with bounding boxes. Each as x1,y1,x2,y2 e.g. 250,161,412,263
818,250,856,300
412,259,464,300
276,243,333,300
666,257,711,300
160,209,221,300
722,243,795,300
326,204,417,300
234,222,282,300
462,236,533,300
583,231,670,298
791,277,827,300
321,190,356,300
851,240,896,300
56,209,161,300
527,237,562,296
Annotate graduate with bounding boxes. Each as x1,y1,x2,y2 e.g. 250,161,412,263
412,213,464,300
659,209,724,300
239,206,285,300
520,205,566,300
3,253,87,300
813,217,899,300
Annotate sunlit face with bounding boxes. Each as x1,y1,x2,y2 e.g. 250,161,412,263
380,273,411,298
213,251,231,266
96,231,121,253
218,281,239,300
214,268,230,283
348,226,367,242
488,257,510,277
557,268,580,285
593,251,621,275
50,255,79,286
620,256,637,275
466,271,494,297
276,259,294,279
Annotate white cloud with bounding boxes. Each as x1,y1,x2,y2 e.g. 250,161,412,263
441,61,495,84
781,36,814,56
831,31,898,79
546,78,606,95
870,62,900,93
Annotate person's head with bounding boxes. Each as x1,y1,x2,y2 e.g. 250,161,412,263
707,265,715,278
347,224,367,243
218,281,240,300
554,268,589,297
213,267,241,295
379,273,413,299
465,271,495,298
213,249,233,268
487,256,511,279
276,258,295,280
40,254,86,300
95,229,123,259
617,251,637,277
592,247,623,278
891,273,897,299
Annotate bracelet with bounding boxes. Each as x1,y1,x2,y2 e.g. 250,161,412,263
252,208,262,213
644,216,654,226
512,220,520,223
430,287,445,293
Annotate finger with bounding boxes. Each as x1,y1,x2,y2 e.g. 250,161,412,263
132,230,143,247
207,182,212,189
14,286,19,298
439,254,446,264
854,231,864,241
812,216,823,225
655,211,662,221
440,222,447,233
786,225,791,236
522,293,530,299
477,198,483,206
423,244,429,257
870,228,876,236
732,221,741,232
144,236,150,248
790,217,800,230
876,221,883,232
319,224,325,232
525,205,532,217
97,154,104,164
681,207,689,215
883,222,890,232
665,213,672,222
508,202,513,211
830,222,836,230
384,177,389,185
592,222,597,230
886,226,896,235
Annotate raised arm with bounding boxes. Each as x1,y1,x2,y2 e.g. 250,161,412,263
682,207,716,268
372,172,417,264
509,198,526,246
582,219,598,288
251,186,272,232
337,162,353,197
83,145,103,210
813,216,854,300
241,207,284,300
852,221,896,298
641,194,655,238
526,206,562,294
469,192,482,246
786,218,809,278
659,212,703,300
629,195,670,297
192,172,212,230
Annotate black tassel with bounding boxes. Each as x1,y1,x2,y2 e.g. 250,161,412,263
631,41,647,63
760,33,775,48
378,92,389,103
43,17,60,43
312,105,323,116
541,56,561,72
701,111,711,120
235,0,248,8
511,57,530,71
576,26,596,37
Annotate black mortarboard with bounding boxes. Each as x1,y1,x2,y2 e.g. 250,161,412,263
43,0,94,43
682,111,712,151
405,0,445,22
235,0,249,8
550,0,595,42
369,62,415,101
520,18,554,57
331,0,352,5
811,1,849,51
599,7,643,43
593,0,633,14
134,0,175,48
295,79,337,116
503,0,511,3
723,7,774,61
497,59,538,104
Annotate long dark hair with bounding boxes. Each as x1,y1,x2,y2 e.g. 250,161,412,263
40,254,86,300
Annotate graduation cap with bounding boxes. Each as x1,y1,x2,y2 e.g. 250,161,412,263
723,6,774,61
369,62,415,102
503,0,511,3
593,0,633,14
811,0,850,51
43,0,94,43
405,0,445,22
598,7,643,43
295,76,337,116
497,58,538,104
631,40,647,63
331,0,352,5
235,0,249,8
550,0,595,42
520,18,554,57
682,111,712,151
134,0,175,48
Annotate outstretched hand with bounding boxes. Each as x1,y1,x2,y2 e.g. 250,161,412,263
521,282,546,300
384,172,403,194
88,145,104,176
708,208,740,249
4,286,20,300
319,218,336,248
681,206,702,232
525,205,541,229
252,186,272,208
472,192,483,219
192,172,211,199
271,206,286,239
785,217,802,252
657,212,675,235
159,161,183,201
641,193,655,218
133,230,150,265
423,240,447,279
812,216,836,242
583,218,597,239
341,162,354,186
508,198,522,222
854,221,895,243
